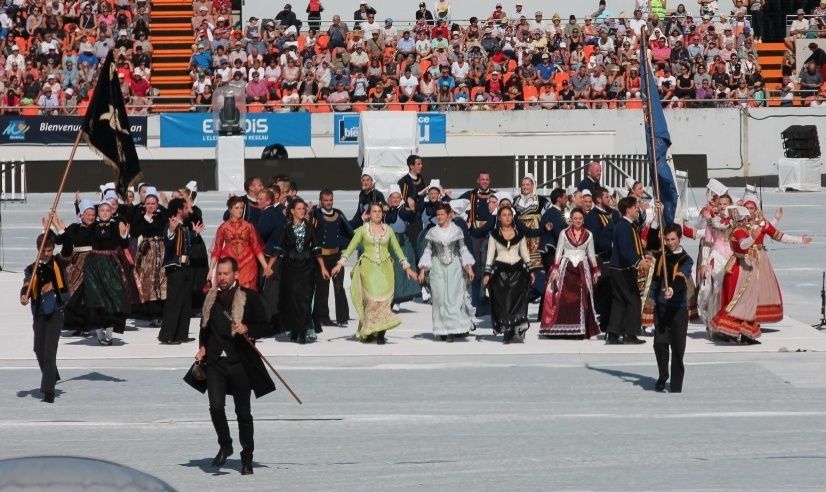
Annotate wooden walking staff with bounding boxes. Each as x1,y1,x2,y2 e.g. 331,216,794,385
222,311,303,404
639,27,669,292
23,131,85,300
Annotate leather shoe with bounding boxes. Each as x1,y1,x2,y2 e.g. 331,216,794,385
212,447,233,467
655,380,666,392
623,335,646,345
42,392,55,403
241,458,253,475
605,333,622,345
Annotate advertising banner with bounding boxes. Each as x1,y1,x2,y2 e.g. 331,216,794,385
0,116,148,146
160,112,311,148
334,112,446,145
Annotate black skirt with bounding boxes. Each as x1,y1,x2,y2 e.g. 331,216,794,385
279,257,316,337
189,237,209,311
489,261,530,335
66,251,130,333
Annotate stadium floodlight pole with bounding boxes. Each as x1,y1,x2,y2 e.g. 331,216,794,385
23,130,84,301
640,27,669,292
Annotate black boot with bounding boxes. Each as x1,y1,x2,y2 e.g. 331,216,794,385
42,392,55,403
376,331,386,345
655,380,666,392
605,332,622,345
241,457,253,475
212,446,233,467
446,334,455,343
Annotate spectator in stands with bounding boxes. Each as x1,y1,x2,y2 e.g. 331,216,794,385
37,84,59,115
328,81,351,111
416,2,435,25
799,61,824,97
804,42,826,81
353,2,376,31
786,9,810,50
129,69,152,115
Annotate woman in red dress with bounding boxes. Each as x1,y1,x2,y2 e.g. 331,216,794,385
540,208,601,338
209,196,268,290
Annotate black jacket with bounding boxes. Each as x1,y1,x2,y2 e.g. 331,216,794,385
186,287,275,398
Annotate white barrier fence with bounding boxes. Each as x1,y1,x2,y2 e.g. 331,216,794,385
514,154,650,194
1,160,27,202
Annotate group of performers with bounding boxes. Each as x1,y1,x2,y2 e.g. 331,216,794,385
20,158,813,406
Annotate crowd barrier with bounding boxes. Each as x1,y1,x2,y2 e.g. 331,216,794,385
0,160,27,202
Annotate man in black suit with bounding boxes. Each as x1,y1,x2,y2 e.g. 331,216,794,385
576,161,602,195
311,189,354,329
193,257,275,475
606,196,652,345
256,188,288,333
223,176,263,223
20,233,70,404
398,154,427,252
538,188,568,318
648,223,694,393
159,198,204,344
585,186,619,331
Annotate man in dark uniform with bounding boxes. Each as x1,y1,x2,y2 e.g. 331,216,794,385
585,186,620,332
223,176,263,223
460,171,495,316
256,188,288,333
193,257,275,475
311,189,354,329
648,223,693,393
351,173,386,227
576,160,602,195
159,198,204,344
20,233,69,404
398,154,427,247
606,196,652,345
538,188,568,318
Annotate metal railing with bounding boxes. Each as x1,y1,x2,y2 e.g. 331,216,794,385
0,94,817,115
514,154,649,194
0,160,27,202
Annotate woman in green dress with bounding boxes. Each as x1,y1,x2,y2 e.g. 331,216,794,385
331,202,417,344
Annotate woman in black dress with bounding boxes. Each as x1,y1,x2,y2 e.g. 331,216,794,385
131,189,167,322
66,201,131,345
483,206,533,344
271,198,328,344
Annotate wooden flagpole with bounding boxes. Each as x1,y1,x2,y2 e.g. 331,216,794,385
23,130,85,300
640,28,669,292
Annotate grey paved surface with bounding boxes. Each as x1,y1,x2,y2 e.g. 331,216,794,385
1,189,825,491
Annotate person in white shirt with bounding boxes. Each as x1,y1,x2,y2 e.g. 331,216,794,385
629,10,647,38
450,54,470,83
399,67,419,101
785,9,810,50
360,13,381,37
511,3,526,23
215,60,231,82
382,18,397,39
528,11,549,32
5,45,25,72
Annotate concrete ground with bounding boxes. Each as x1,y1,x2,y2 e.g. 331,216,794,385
0,188,825,491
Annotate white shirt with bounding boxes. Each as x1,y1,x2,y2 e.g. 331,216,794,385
629,18,646,36
790,19,810,35
450,61,470,80
399,74,418,95
360,20,381,36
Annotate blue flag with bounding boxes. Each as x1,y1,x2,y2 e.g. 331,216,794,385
638,48,678,227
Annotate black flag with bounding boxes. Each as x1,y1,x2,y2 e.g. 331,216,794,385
80,50,142,199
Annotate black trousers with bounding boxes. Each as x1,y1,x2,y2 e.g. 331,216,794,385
594,263,613,331
33,310,62,394
159,266,193,342
607,267,641,337
207,359,254,459
654,305,688,393
313,253,348,326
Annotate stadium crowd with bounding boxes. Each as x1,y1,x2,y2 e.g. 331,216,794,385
0,0,155,116
0,1,824,115
186,0,826,111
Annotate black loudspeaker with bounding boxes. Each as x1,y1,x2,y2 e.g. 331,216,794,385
781,125,820,158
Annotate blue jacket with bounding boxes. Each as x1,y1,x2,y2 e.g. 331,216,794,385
163,223,193,268
311,207,355,250
256,205,288,255
609,218,644,269
585,206,618,262
649,249,694,308
539,205,566,253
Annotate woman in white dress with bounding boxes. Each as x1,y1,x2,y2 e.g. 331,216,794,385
417,203,475,342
